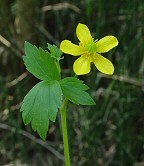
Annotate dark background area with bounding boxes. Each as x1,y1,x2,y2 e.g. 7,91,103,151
0,0,144,166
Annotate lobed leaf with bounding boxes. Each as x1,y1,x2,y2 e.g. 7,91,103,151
24,42,60,81
60,77,95,105
20,80,62,140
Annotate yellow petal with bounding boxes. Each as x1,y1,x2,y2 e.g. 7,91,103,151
76,23,92,46
60,40,85,56
73,55,91,75
93,53,114,75
96,36,118,53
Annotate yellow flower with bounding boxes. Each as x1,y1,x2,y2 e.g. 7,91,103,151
60,23,118,75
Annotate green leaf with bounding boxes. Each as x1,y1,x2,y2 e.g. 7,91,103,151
24,41,60,81
60,77,96,105
47,43,63,61
20,80,62,140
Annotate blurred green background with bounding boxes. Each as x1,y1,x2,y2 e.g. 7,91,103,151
0,0,144,166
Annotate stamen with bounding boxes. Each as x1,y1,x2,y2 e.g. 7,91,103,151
85,41,97,54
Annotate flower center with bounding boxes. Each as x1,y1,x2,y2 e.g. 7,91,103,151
85,41,97,54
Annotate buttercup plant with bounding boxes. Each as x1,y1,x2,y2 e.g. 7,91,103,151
20,23,118,166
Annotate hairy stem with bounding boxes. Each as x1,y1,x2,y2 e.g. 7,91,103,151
60,98,71,166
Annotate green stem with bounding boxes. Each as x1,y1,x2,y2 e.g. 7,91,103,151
60,98,71,166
